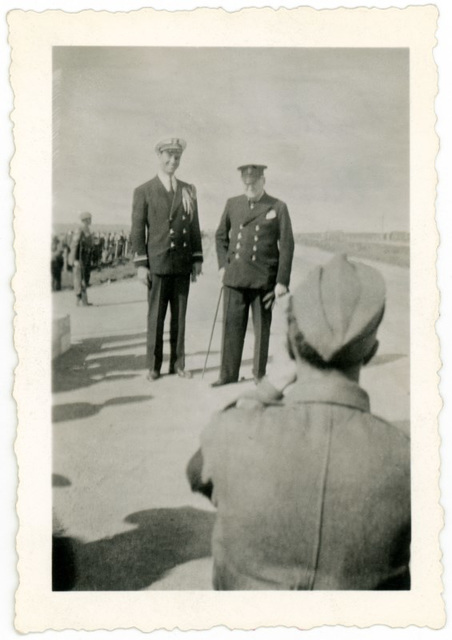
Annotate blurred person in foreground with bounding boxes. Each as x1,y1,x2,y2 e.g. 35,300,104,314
187,254,410,590
131,137,203,381
211,164,294,387
69,211,94,306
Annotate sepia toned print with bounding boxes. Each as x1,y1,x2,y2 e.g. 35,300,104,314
11,6,442,631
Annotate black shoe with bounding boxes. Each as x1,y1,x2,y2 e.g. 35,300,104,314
211,378,235,388
146,370,160,381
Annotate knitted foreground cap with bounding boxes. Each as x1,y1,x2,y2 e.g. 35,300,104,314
79,211,92,221
291,254,386,365
155,137,187,154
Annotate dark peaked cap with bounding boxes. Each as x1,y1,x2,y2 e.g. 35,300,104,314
291,254,386,365
237,164,267,177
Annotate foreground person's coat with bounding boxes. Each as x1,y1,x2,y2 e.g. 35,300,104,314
188,372,410,590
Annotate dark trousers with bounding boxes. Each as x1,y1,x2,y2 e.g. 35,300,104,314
51,260,63,291
147,273,190,373
220,286,272,382
73,262,91,297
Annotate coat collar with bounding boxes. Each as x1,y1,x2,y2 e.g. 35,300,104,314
286,372,370,412
152,175,183,217
170,181,183,218
240,192,275,226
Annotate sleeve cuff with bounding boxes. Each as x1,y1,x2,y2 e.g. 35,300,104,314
134,254,148,268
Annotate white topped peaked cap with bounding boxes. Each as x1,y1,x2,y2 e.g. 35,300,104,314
155,138,187,154
291,253,386,365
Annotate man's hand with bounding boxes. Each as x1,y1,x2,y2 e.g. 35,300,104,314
137,266,150,286
263,283,288,310
236,379,284,410
191,261,203,282
263,290,275,310
275,283,288,298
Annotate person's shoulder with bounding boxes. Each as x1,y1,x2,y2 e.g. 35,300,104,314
361,412,410,468
227,194,246,207
135,177,157,192
177,178,194,189
265,193,288,210
201,402,262,446
368,413,410,442
214,396,281,426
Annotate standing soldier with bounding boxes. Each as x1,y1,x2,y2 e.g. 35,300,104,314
69,211,94,306
212,164,294,387
131,137,203,381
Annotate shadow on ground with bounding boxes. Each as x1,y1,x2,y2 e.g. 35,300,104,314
52,395,153,422
52,506,215,591
53,332,148,393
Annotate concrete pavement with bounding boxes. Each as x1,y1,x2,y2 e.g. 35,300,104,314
52,245,410,590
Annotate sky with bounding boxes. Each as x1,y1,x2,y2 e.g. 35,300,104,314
53,47,409,233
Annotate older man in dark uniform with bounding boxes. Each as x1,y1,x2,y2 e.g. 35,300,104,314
212,164,294,387
188,254,410,590
131,137,203,381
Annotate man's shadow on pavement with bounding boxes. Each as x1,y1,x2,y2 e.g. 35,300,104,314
53,332,148,393
53,506,215,591
52,395,153,422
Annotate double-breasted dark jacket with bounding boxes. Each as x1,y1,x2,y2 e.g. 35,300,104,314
215,192,294,291
69,227,93,267
131,176,203,275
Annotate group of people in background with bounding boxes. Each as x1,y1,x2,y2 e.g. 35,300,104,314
50,226,131,295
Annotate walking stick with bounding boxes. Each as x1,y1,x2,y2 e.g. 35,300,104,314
202,286,223,379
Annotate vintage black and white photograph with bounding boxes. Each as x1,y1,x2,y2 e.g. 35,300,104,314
51,44,411,591
9,5,443,633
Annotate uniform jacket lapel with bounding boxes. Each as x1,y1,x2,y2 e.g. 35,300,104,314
242,192,274,226
152,175,180,220
153,175,169,200
169,180,183,220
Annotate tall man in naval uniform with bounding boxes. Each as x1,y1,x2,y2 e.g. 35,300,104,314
212,164,294,387
131,138,203,381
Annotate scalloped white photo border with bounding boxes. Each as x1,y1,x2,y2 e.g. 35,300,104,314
9,5,443,632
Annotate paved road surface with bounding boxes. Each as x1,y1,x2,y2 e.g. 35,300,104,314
52,245,409,590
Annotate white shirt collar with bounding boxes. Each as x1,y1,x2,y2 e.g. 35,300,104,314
157,171,178,192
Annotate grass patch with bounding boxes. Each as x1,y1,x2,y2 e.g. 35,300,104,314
60,259,137,290
296,237,409,268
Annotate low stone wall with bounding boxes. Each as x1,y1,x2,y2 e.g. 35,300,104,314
52,314,71,359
